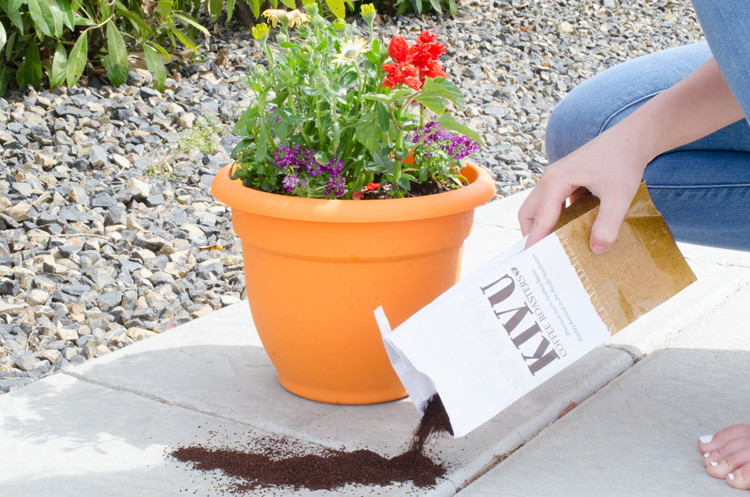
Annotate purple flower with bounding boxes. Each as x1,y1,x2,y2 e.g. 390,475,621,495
324,175,346,197
412,122,479,160
282,172,306,192
274,145,317,173
323,157,344,176
275,145,346,197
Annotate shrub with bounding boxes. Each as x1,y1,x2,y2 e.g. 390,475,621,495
0,0,236,94
241,0,350,19
371,0,458,16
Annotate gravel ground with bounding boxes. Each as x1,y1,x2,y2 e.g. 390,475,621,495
0,0,705,394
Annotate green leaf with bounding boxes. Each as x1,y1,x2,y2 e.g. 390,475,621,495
371,147,395,174
438,112,485,148
0,0,25,32
102,55,128,86
414,94,445,115
250,0,260,18
74,16,95,27
363,89,411,105
3,31,14,59
233,106,260,135
169,26,199,52
448,0,458,15
0,21,5,53
225,0,235,22
415,77,465,114
114,4,152,34
66,31,87,87
254,132,268,164
104,21,128,86
47,0,65,36
27,0,53,37
156,0,172,19
325,0,345,19
0,64,11,95
150,42,171,60
106,20,128,67
420,77,464,107
355,112,380,154
173,13,210,38
4,0,24,11
16,43,41,89
429,0,442,13
397,175,411,190
280,0,296,8
143,44,167,92
49,43,68,88
375,102,390,131
57,0,75,30
414,0,422,14
209,0,221,19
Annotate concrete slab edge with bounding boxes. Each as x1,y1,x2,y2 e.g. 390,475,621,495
447,346,634,495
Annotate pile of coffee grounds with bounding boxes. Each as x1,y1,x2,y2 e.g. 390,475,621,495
170,394,452,493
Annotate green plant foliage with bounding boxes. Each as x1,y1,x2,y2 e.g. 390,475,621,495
370,0,458,16
243,0,349,19
0,0,237,94
231,2,479,199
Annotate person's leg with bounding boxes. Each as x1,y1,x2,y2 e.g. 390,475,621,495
688,2,750,491
547,5,750,490
545,42,750,251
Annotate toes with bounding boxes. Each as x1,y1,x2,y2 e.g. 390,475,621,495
728,464,750,490
698,424,750,453
707,447,750,482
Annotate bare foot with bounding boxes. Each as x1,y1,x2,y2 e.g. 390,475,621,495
698,424,750,490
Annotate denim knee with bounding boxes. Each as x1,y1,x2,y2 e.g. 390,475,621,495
544,92,602,163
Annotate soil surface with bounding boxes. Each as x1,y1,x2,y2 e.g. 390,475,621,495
170,395,452,493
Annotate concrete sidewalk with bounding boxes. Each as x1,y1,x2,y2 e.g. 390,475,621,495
2,191,749,497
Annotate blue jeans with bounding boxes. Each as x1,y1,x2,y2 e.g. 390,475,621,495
545,1,750,251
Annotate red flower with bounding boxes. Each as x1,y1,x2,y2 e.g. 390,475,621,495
382,31,448,90
417,30,437,44
388,35,411,64
365,182,380,191
419,57,448,80
382,63,422,90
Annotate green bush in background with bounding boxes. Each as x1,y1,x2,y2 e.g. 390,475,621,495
372,0,458,16
0,0,237,94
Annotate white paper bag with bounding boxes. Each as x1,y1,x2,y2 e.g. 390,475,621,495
378,184,696,437
378,234,611,437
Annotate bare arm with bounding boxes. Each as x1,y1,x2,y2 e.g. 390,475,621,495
519,58,745,253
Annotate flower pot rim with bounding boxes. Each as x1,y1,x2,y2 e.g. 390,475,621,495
211,160,497,223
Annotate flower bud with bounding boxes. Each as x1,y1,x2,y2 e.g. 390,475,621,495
252,23,270,42
332,18,346,31
361,3,376,24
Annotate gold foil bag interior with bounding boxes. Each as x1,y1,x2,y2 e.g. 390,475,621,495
553,182,697,333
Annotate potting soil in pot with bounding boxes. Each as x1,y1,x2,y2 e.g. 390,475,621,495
170,395,452,494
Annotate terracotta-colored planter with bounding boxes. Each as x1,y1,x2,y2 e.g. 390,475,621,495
211,161,496,404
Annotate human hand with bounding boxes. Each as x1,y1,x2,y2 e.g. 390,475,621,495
518,128,650,254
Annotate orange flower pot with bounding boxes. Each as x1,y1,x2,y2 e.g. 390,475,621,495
211,161,496,404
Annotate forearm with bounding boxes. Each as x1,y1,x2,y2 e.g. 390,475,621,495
609,57,745,165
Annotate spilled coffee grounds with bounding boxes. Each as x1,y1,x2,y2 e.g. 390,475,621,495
171,394,452,493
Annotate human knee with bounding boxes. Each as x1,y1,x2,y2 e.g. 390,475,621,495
544,88,607,163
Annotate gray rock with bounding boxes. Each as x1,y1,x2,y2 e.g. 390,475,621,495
14,354,40,372
91,193,118,208
89,145,108,167
97,291,123,311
